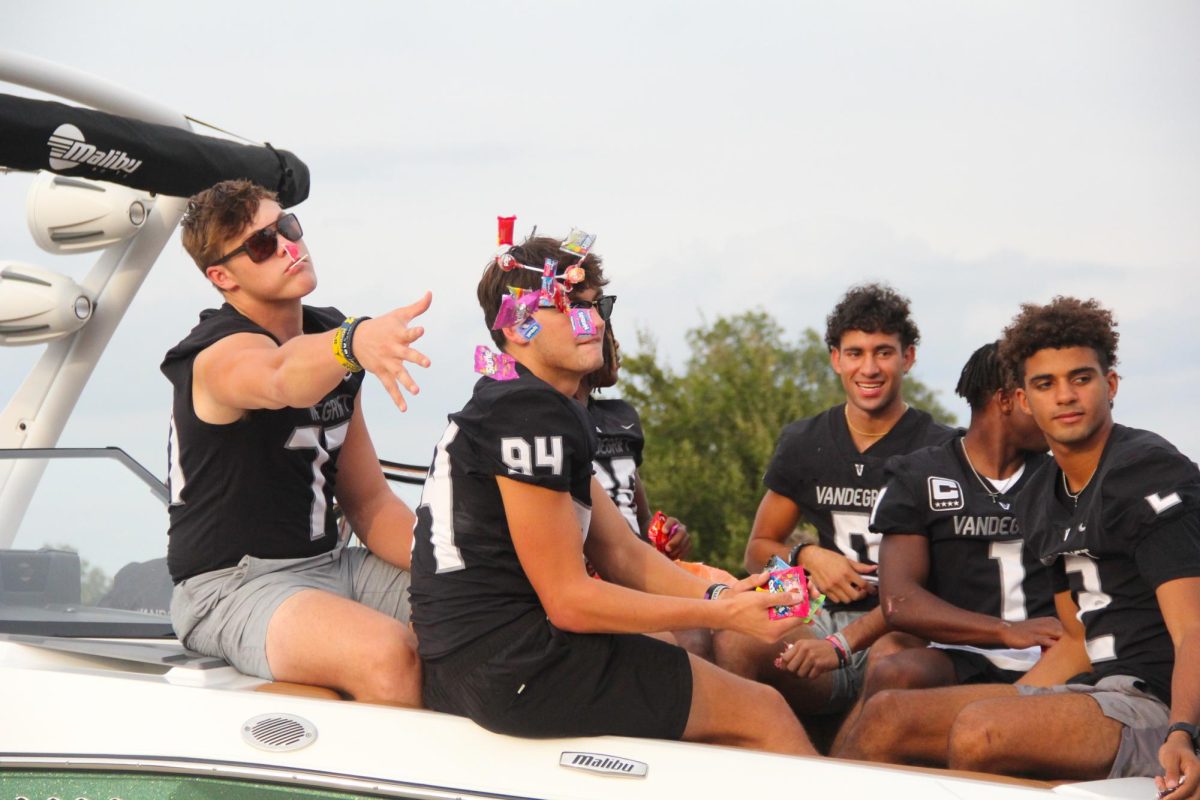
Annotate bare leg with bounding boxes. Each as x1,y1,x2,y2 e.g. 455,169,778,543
834,683,1017,764
266,589,421,706
949,694,1122,779
831,638,951,755
712,627,836,715
682,653,817,755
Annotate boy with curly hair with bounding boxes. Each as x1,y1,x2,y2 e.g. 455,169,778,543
838,297,1200,795
718,283,956,722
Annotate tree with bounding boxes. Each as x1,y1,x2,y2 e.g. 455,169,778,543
619,310,955,576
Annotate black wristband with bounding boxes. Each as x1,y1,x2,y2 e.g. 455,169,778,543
704,583,730,601
1165,722,1200,748
343,315,372,370
788,541,811,567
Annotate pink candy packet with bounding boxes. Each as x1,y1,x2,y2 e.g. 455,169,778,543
760,566,825,622
474,345,518,381
492,290,542,330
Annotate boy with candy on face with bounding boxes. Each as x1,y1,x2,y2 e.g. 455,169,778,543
408,222,818,753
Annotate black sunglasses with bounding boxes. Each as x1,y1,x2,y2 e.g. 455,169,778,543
211,213,303,265
569,295,617,322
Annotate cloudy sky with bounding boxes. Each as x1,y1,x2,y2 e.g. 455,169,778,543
1,2,1197,564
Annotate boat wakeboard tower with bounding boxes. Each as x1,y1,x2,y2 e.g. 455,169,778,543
0,48,310,546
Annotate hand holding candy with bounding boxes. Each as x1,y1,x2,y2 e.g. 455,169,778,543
757,560,825,622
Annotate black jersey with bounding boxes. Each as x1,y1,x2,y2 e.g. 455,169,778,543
1019,425,1200,704
764,404,957,612
869,438,1055,625
587,397,644,536
161,304,364,582
409,364,597,660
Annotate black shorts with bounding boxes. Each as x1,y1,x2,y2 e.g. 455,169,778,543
943,648,1027,685
422,609,693,740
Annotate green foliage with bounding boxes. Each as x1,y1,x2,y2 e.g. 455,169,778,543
619,310,955,576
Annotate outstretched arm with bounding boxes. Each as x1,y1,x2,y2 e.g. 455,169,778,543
880,534,1062,648
500,476,806,643
194,293,431,418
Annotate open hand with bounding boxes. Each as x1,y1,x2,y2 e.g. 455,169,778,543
353,292,433,411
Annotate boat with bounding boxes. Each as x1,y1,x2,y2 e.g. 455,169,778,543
0,48,1157,799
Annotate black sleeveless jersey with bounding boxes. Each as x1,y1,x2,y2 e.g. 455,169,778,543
763,404,957,612
409,364,597,660
1019,425,1200,704
869,438,1055,624
587,397,644,536
161,304,364,582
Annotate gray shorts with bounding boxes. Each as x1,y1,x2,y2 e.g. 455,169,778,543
170,545,411,680
1017,674,1170,778
807,608,869,712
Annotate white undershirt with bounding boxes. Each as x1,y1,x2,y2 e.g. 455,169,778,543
984,462,1026,495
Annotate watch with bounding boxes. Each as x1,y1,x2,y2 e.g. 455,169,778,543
1164,722,1200,748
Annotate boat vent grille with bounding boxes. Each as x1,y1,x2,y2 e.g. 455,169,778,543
241,712,317,752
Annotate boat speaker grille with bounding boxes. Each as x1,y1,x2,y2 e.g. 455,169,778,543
241,712,317,752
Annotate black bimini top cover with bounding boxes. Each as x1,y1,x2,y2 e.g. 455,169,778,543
0,93,309,207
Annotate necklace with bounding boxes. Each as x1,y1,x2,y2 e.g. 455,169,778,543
1061,469,1094,507
958,438,1001,502
844,403,907,439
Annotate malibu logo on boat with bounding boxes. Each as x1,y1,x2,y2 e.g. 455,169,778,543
560,751,648,777
47,123,143,174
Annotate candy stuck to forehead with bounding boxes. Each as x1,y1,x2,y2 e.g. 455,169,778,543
493,290,541,330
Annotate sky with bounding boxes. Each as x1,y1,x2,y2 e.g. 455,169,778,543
1,2,1197,568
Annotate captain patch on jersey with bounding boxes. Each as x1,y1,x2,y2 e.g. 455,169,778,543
870,441,1054,622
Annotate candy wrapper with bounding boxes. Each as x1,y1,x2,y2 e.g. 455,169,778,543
539,259,559,308
474,345,518,381
561,228,596,258
647,510,671,552
492,289,542,330
758,563,825,622
497,215,516,246
569,307,595,337
517,317,542,341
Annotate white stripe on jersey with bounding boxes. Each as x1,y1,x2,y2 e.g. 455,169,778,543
167,414,186,506
422,422,465,573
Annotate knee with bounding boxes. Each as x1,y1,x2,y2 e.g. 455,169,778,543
357,627,422,706
869,631,923,660
947,704,999,772
841,690,907,759
864,654,924,694
710,630,759,678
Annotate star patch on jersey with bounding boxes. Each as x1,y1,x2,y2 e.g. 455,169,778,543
928,477,965,511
